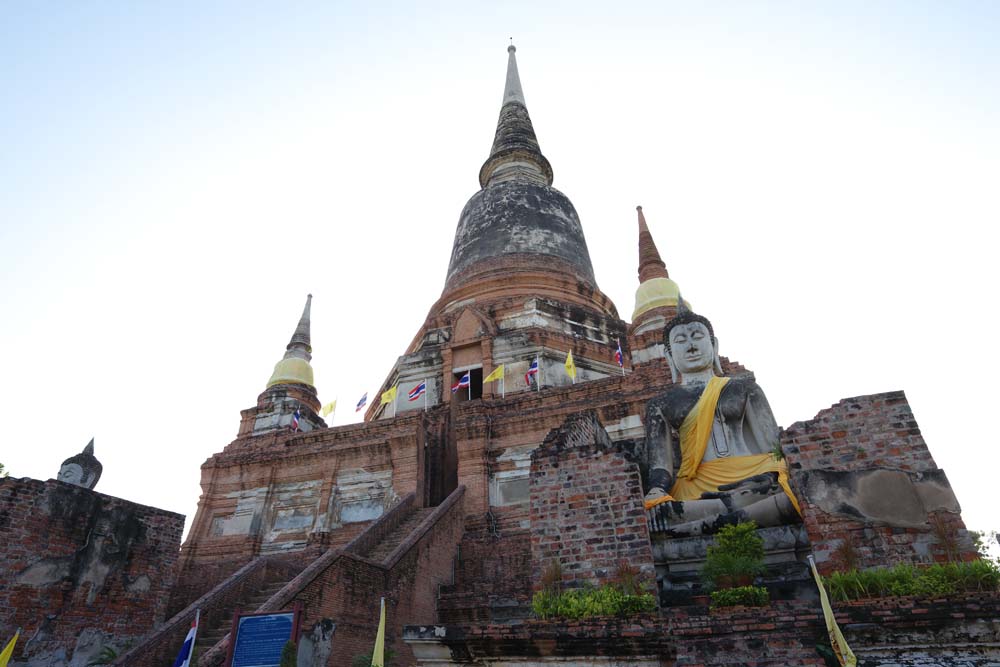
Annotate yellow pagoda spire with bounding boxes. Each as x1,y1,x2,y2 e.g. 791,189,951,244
267,294,316,388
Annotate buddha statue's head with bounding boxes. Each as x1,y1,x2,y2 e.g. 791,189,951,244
663,300,723,382
57,438,102,490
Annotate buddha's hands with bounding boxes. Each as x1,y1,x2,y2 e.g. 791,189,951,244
644,487,668,503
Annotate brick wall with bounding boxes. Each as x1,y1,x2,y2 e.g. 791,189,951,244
192,487,467,667
293,487,465,667
783,391,977,571
529,411,655,592
407,592,1000,665
0,478,183,664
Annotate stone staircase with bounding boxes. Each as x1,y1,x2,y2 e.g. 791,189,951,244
192,576,290,658
362,507,436,562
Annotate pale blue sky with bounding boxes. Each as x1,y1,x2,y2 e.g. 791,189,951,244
2,2,998,537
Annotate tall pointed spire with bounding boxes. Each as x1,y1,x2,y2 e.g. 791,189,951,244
636,206,669,282
287,293,312,354
502,44,526,106
267,294,315,388
632,207,682,321
478,44,553,188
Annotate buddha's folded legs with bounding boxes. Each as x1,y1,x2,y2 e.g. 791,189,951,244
660,493,797,537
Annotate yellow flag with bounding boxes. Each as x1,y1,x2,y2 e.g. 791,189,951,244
371,597,386,667
321,400,337,418
808,556,857,667
484,365,505,383
564,350,577,380
379,386,397,406
0,629,19,667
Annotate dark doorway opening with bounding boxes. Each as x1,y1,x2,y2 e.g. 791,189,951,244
452,367,483,402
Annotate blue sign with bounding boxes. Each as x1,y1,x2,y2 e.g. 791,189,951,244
230,612,294,667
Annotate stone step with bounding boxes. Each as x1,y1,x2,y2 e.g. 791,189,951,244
364,508,436,562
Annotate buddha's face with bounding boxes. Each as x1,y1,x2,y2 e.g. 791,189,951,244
668,322,716,375
57,463,85,486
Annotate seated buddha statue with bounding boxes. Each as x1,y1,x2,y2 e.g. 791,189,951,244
644,301,800,536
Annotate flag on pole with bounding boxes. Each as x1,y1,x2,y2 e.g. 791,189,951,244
525,357,539,386
291,407,301,432
808,555,857,667
615,339,624,368
483,365,504,383
564,350,576,383
171,611,199,667
380,386,397,405
0,629,20,667
484,365,505,398
408,381,427,401
356,393,368,412
371,597,386,667
451,372,471,393
321,400,337,418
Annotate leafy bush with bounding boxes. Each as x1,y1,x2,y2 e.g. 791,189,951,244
531,584,656,620
826,560,1000,602
710,585,770,608
280,640,297,667
702,521,765,589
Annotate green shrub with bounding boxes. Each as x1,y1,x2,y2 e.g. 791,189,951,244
826,560,1000,602
531,583,656,620
710,585,770,608
702,521,765,589
279,640,297,667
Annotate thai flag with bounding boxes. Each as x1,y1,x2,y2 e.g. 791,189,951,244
615,339,624,367
291,408,301,432
408,381,427,401
355,393,368,412
524,358,539,385
451,372,471,393
172,613,199,667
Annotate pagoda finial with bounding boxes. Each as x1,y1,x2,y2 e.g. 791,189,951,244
267,294,316,388
287,293,312,353
632,206,683,321
637,206,669,283
502,43,526,107
479,45,553,188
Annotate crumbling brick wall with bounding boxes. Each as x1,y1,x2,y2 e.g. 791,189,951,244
529,411,655,592
0,477,183,665
783,391,977,571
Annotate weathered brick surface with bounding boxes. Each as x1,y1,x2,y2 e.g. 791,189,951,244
0,478,183,664
438,527,532,624
410,592,1000,665
189,487,466,667
529,411,655,592
782,391,976,571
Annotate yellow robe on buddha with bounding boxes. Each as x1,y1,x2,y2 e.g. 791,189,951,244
645,376,801,515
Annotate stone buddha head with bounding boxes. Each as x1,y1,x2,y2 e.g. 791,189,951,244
663,301,724,382
57,438,102,490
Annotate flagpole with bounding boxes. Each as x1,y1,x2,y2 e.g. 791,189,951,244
536,354,541,392
423,378,428,412
501,373,505,399
618,338,625,376
193,608,200,651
